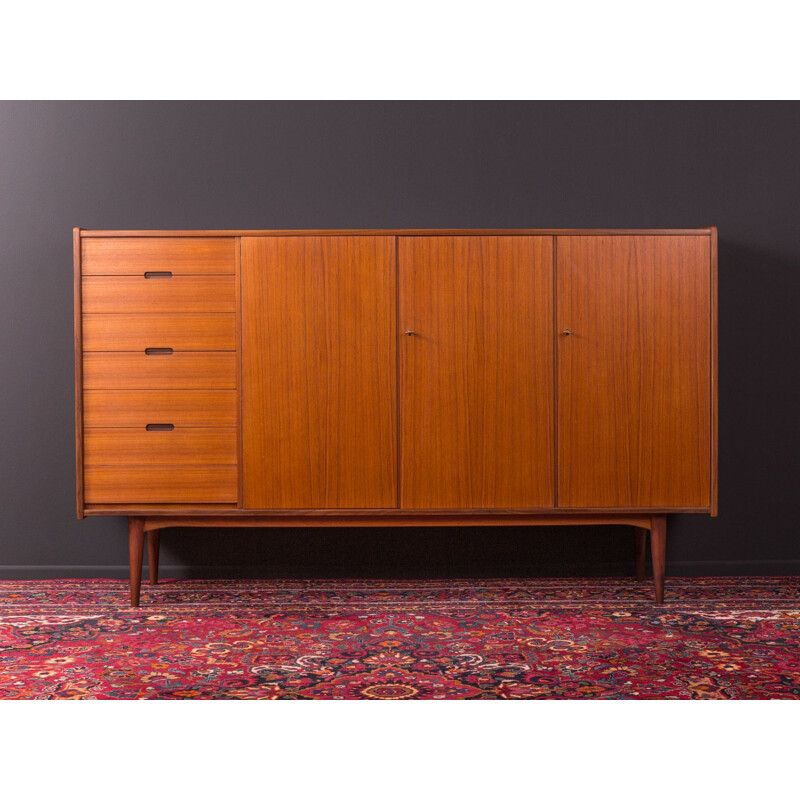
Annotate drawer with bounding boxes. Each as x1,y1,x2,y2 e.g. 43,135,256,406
83,352,236,389
82,276,236,313
83,313,236,351
83,390,237,427
82,237,235,275
85,428,237,466
84,465,238,503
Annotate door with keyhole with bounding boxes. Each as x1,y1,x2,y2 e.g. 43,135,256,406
556,235,712,508
398,236,555,509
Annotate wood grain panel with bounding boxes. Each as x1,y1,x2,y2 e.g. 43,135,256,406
82,276,235,313
82,313,236,351
557,235,711,508
85,428,237,465
83,390,237,427
242,236,397,509
84,465,237,503
86,504,239,513
82,237,235,274
234,239,244,508
84,353,236,389
399,236,555,509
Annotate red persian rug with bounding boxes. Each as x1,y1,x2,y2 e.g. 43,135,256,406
0,577,797,699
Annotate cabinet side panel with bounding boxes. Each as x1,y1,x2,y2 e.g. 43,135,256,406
710,227,718,515
241,236,398,509
74,228,84,518
557,235,712,508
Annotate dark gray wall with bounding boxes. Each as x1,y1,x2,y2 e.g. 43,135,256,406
1,101,798,578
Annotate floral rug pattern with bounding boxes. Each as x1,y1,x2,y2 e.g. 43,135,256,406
0,578,798,699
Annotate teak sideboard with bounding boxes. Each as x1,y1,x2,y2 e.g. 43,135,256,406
73,228,718,606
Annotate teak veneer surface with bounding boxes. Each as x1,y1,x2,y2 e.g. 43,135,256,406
82,276,236,313
73,228,716,606
83,352,237,389
82,313,236,351
399,236,555,508
83,390,238,427
242,236,397,509
556,235,711,508
85,465,238,503
81,237,236,274
84,428,237,466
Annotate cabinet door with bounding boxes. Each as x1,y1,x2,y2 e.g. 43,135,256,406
557,235,711,508
242,236,397,509
399,236,554,509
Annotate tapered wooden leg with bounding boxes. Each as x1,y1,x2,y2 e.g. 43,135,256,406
650,515,666,604
634,528,647,581
148,531,160,585
128,517,145,607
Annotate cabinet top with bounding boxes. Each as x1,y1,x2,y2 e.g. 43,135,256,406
76,228,715,237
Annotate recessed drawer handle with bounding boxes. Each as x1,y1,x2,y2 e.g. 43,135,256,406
144,347,174,355
146,423,174,431
144,271,173,279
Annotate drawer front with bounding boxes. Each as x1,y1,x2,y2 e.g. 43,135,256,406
83,390,237,427
83,313,236,351
84,352,236,389
84,465,238,503
85,428,237,466
82,276,236,313
82,237,236,275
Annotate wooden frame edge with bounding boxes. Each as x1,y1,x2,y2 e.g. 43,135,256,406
84,505,710,516
141,513,656,532
79,228,715,238
235,237,244,509
74,227,84,519
710,226,719,516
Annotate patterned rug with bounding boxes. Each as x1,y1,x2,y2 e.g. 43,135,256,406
0,578,797,699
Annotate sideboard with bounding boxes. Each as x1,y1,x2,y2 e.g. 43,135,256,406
74,228,718,605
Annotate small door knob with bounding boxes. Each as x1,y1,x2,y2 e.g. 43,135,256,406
404,330,416,336
562,329,573,336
